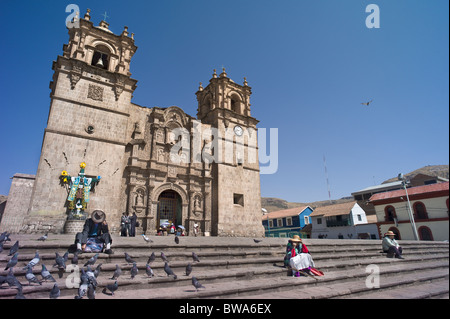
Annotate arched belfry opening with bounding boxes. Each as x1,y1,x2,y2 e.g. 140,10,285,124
91,44,110,70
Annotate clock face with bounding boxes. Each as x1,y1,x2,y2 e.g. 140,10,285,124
234,125,244,136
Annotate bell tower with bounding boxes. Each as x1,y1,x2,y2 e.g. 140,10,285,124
196,69,264,237
28,9,138,229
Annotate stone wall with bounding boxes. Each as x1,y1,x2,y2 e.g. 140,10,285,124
0,174,35,233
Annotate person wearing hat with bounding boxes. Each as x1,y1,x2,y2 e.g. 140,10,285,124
284,235,315,276
74,210,113,254
382,230,404,259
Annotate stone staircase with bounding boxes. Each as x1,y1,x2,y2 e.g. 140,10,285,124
0,234,448,299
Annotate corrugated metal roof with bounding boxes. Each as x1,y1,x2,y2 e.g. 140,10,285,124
261,206,310,220
309,201,357,217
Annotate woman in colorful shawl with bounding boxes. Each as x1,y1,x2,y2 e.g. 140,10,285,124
284,235,315,276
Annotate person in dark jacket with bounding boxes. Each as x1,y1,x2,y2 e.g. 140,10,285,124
74,210,113,254
129,212,138,237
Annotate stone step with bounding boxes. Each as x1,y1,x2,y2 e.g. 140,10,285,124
1,253,447,299
44,259,447,300
1,247,448,281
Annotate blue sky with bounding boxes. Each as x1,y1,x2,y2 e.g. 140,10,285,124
0,0,448,203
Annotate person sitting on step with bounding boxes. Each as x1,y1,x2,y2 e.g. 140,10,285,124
284,235,315,277
382,230,404,259
74,210,113,254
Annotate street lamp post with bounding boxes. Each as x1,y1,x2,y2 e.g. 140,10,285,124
398,173,419,240
262,208,270,237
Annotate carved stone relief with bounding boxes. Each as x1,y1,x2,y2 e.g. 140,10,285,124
87,84,104,101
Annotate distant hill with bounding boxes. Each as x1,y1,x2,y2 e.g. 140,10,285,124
261,196,354,213
382,165,449,184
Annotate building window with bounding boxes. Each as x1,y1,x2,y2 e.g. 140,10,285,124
286,217,293,226
418,226,434,241
317,218,322,225
233,193,244,206
304,216,310,225
413,202,428,220
357,214,362,222
268,220,274,228
276,218,283,227
384,206,397,222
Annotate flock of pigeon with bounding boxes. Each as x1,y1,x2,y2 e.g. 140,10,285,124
0,232,210,299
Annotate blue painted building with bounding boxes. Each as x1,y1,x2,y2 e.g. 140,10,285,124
262,206,314,238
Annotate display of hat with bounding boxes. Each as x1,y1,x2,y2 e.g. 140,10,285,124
385,230,396,236
289,235,302,243
91,210,106,223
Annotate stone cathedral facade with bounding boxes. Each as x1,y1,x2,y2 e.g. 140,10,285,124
6,11,264,237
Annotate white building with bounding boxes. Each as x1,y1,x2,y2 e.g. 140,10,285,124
370,182,449,241
310,201,379,239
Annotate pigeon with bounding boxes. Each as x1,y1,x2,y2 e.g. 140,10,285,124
94,263,103,278
23,251,40,270
147,252,156,264
25,266,42,286
41,265,56,282
15,289,26,299
175,236,179,244
54,252,66,269
124,252,135,264
163,262,177,280
361,99,373,106
87,282,96,299
84,253,99,267
5,252,19,270
185,263,193,276
80,268,88,285
86,267,98,289
142,234,153,243
0,232,11,243
75,277,88,299
0,275,6,287
253,239,262,243
37,233,48,241
102,281,118,296
192,252,200,262
8,240,19,256
130,262,138,279
71,252,79,265
161,252,168,262
145,264,154,278
50,283,60,299
192,276,205,292
6,268,22,291
63,252,69,262
0,241,4,254
110,264,122,280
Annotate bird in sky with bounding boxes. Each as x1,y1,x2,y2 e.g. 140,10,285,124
361,99,373,106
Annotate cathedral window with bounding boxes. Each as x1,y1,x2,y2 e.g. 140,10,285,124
233,193,244,206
